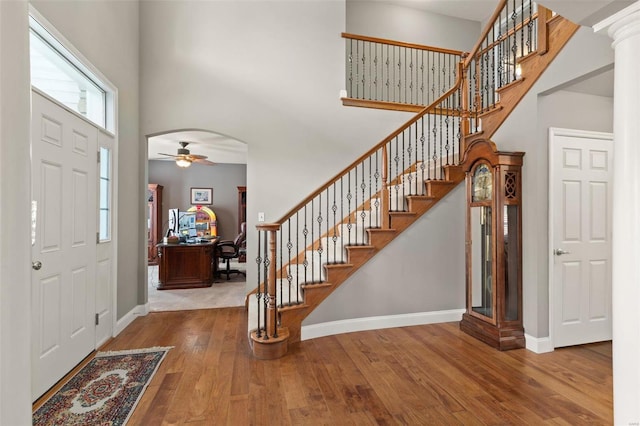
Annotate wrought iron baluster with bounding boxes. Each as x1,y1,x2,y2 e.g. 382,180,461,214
360,161,366,243
428,112,432,180
368,41,372,100
521,0,525,61
397,47,401,103
419,50,425,105
385,45,390,101
316,196,322,281
445,96,450,166
373,43,379,101
354,166,359,243
347,170,353,246
295,212,300,304
420,116,426,188
340,177,344,262
325,188,329,264
411,48,415,105
440,53,449,95
255,230,262,337
374,151,380,228
355,39,360,99
491,26,496,107
512,0,518,82
262,231,269,340
303,204,308,284
393,136,400,211
347,38,353,98
527,0,533,54
286,220,293,305
368,157,372,229
414,121,419,194
403,48,407,103
332,182,337,264
361,41,366,96
439,105,443,179
505,1,511,85
402,132,406,203
279,227,283,307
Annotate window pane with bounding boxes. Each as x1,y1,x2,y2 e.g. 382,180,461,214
100,178,109,209
100,210,110,240
99,147,111,241
29,29,106,127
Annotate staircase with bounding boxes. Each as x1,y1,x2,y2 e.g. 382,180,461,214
249,0,579,359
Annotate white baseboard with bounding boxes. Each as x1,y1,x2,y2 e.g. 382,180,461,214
301,309,465,341
114,303,149,337
525,333,554,353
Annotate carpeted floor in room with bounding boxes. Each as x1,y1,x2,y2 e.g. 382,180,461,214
147,260,247,311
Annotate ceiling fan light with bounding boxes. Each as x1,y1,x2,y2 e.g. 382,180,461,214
176,158,192,168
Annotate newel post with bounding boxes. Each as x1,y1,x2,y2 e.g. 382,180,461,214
256,223,280,338
251,223,289,360
537,5,551,55
381,145,390,228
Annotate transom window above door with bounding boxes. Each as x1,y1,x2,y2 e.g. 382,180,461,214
29,16,108,129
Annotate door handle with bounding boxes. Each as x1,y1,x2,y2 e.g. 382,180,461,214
32,260,42,270
553,248,570,256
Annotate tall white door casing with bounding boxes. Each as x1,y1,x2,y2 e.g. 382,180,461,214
549,127,613,348
31,90,98,399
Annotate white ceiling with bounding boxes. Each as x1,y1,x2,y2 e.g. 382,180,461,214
380,0,497,22
148,130,248,166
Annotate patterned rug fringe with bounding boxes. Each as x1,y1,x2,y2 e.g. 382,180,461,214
96,346,174,357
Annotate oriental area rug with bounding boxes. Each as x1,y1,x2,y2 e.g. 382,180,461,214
33,347,172,425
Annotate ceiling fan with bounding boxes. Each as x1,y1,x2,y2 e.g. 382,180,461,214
158,142,215,168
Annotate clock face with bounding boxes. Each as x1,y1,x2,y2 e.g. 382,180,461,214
472,163,492,202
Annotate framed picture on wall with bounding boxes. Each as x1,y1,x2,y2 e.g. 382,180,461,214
190,187,213,205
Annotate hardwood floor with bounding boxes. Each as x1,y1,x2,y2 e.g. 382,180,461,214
101,307,612,425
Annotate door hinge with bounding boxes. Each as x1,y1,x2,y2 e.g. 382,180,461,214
97,150,101,163
96,232,100,244
95,313,100,326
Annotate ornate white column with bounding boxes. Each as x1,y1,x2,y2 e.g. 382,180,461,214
594,3,640,423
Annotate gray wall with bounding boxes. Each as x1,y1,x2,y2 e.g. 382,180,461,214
0,1,32,422
148,160,247,240
140,0,475,325
346,0,481,51
31,0,141,318
305,184,466,324
492,28,614,338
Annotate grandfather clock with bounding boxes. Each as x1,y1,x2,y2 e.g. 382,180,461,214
459,139,525,350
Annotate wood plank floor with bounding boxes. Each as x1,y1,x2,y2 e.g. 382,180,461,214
101,307,612,425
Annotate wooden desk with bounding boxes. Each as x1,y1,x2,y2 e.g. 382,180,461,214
156,240,219,290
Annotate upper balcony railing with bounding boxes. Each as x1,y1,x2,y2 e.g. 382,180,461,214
342,33,464,110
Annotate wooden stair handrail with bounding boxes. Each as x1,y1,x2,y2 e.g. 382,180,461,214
342,32,465,56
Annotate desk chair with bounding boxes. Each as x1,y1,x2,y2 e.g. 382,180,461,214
217,222,246,280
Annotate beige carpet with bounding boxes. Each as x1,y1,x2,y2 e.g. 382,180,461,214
148,261,247,312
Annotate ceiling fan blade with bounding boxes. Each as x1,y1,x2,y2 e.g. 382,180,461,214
158,152,180,158
186,154,208,160
193,158,216,166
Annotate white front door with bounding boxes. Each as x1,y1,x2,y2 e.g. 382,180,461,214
549,127,613,348
31,90,98,399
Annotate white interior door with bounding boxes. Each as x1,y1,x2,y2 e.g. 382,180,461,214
31,90,98,399
549,127,613,348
